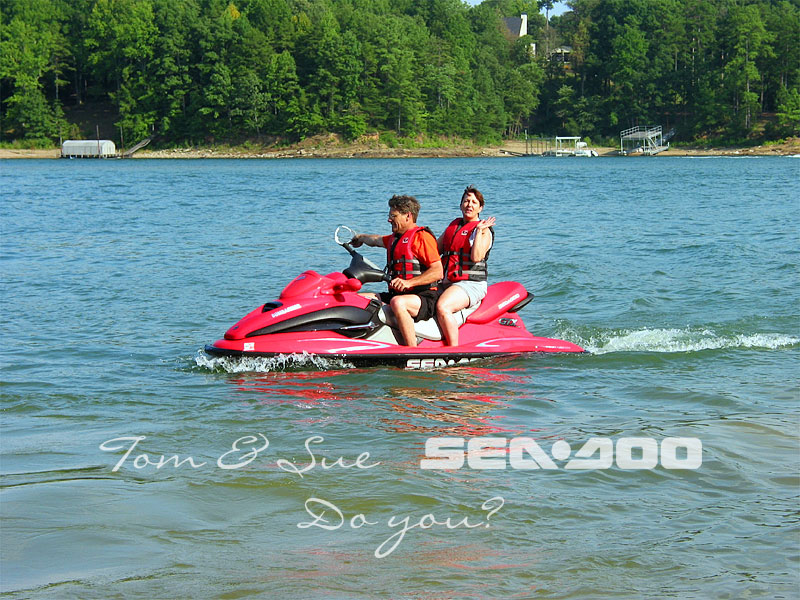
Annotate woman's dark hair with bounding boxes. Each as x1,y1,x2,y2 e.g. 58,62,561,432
462,185,484,207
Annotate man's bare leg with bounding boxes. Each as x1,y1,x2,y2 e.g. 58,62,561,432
390,295,422,347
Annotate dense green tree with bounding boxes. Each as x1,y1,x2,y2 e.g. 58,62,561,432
469,53,506,141
149,0,200,139
263,50,302,134
2,0,798,145
84,0,158,142
240,0,294,49
421,43,461,135
375,15,425,134
774,86,800,136
677,0,719,135
721,3,772,133
0,0,69,139
188,0,240,139
504,62,544,135
226,12,287,137
608,14,649,127
764,1,800,111
294,5,363,136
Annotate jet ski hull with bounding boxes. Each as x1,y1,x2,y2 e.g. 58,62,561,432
204,329,586,368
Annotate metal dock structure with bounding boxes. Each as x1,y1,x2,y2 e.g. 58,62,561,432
498,136,555,156
542,136,597,157
122,136,152,158
620,126,670,155
499,135,598,157
544,136,581,157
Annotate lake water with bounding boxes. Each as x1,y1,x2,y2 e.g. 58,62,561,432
1,156,798,598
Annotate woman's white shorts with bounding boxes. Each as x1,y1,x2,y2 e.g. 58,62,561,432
442,280,488,308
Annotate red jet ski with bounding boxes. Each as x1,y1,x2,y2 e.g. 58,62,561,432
205,227,585,368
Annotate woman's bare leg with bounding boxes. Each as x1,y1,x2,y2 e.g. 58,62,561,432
436,285,470,346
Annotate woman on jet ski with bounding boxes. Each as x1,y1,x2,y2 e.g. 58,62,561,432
436,186,495,346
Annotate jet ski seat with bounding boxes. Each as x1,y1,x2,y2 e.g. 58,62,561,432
379,303,481,341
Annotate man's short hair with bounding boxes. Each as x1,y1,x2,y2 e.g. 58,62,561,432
389,195,421,221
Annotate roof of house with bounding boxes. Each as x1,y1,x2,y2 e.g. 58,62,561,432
503,16,525,38
503,13,529,39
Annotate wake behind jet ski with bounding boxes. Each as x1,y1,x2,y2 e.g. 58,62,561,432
204,226,585,368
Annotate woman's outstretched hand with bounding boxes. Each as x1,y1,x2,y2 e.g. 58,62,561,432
477,216,496,230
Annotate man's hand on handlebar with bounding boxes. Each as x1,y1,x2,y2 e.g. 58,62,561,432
389,277,412,292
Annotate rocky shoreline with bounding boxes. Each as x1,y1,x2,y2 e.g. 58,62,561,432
2,136,798,159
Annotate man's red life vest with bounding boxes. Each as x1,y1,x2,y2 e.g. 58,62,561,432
441,218,491,282
386,226,436,292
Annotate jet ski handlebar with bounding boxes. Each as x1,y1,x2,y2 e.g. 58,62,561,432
334,225,359,256
335,225,391,284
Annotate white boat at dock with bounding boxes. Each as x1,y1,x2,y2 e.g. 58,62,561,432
574,141,599,157
541,136,599,157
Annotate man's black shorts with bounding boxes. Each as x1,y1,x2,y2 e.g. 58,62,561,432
379,289,439,322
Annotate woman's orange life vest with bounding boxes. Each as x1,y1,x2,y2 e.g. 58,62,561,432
441,218,492,282
386,226,437,292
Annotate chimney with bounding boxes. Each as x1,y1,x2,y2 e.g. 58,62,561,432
520,13,528,37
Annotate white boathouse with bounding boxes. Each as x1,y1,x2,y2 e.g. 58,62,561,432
61,139,116,158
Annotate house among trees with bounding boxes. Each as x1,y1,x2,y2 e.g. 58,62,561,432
549,46,572,68
503,13,536,56
503,13,572,66
502,13,528,39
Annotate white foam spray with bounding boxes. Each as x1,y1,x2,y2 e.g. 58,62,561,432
194,350,354,373
562,327,799,355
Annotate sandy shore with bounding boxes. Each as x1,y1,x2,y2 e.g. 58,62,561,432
2,137,798,159
0,148,62,159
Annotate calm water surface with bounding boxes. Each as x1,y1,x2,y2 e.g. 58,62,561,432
1,156,799,598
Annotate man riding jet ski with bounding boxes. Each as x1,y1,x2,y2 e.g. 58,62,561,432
348,194,442,347
204,220,585,368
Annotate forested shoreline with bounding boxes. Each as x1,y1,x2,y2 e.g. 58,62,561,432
1,0,798,149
